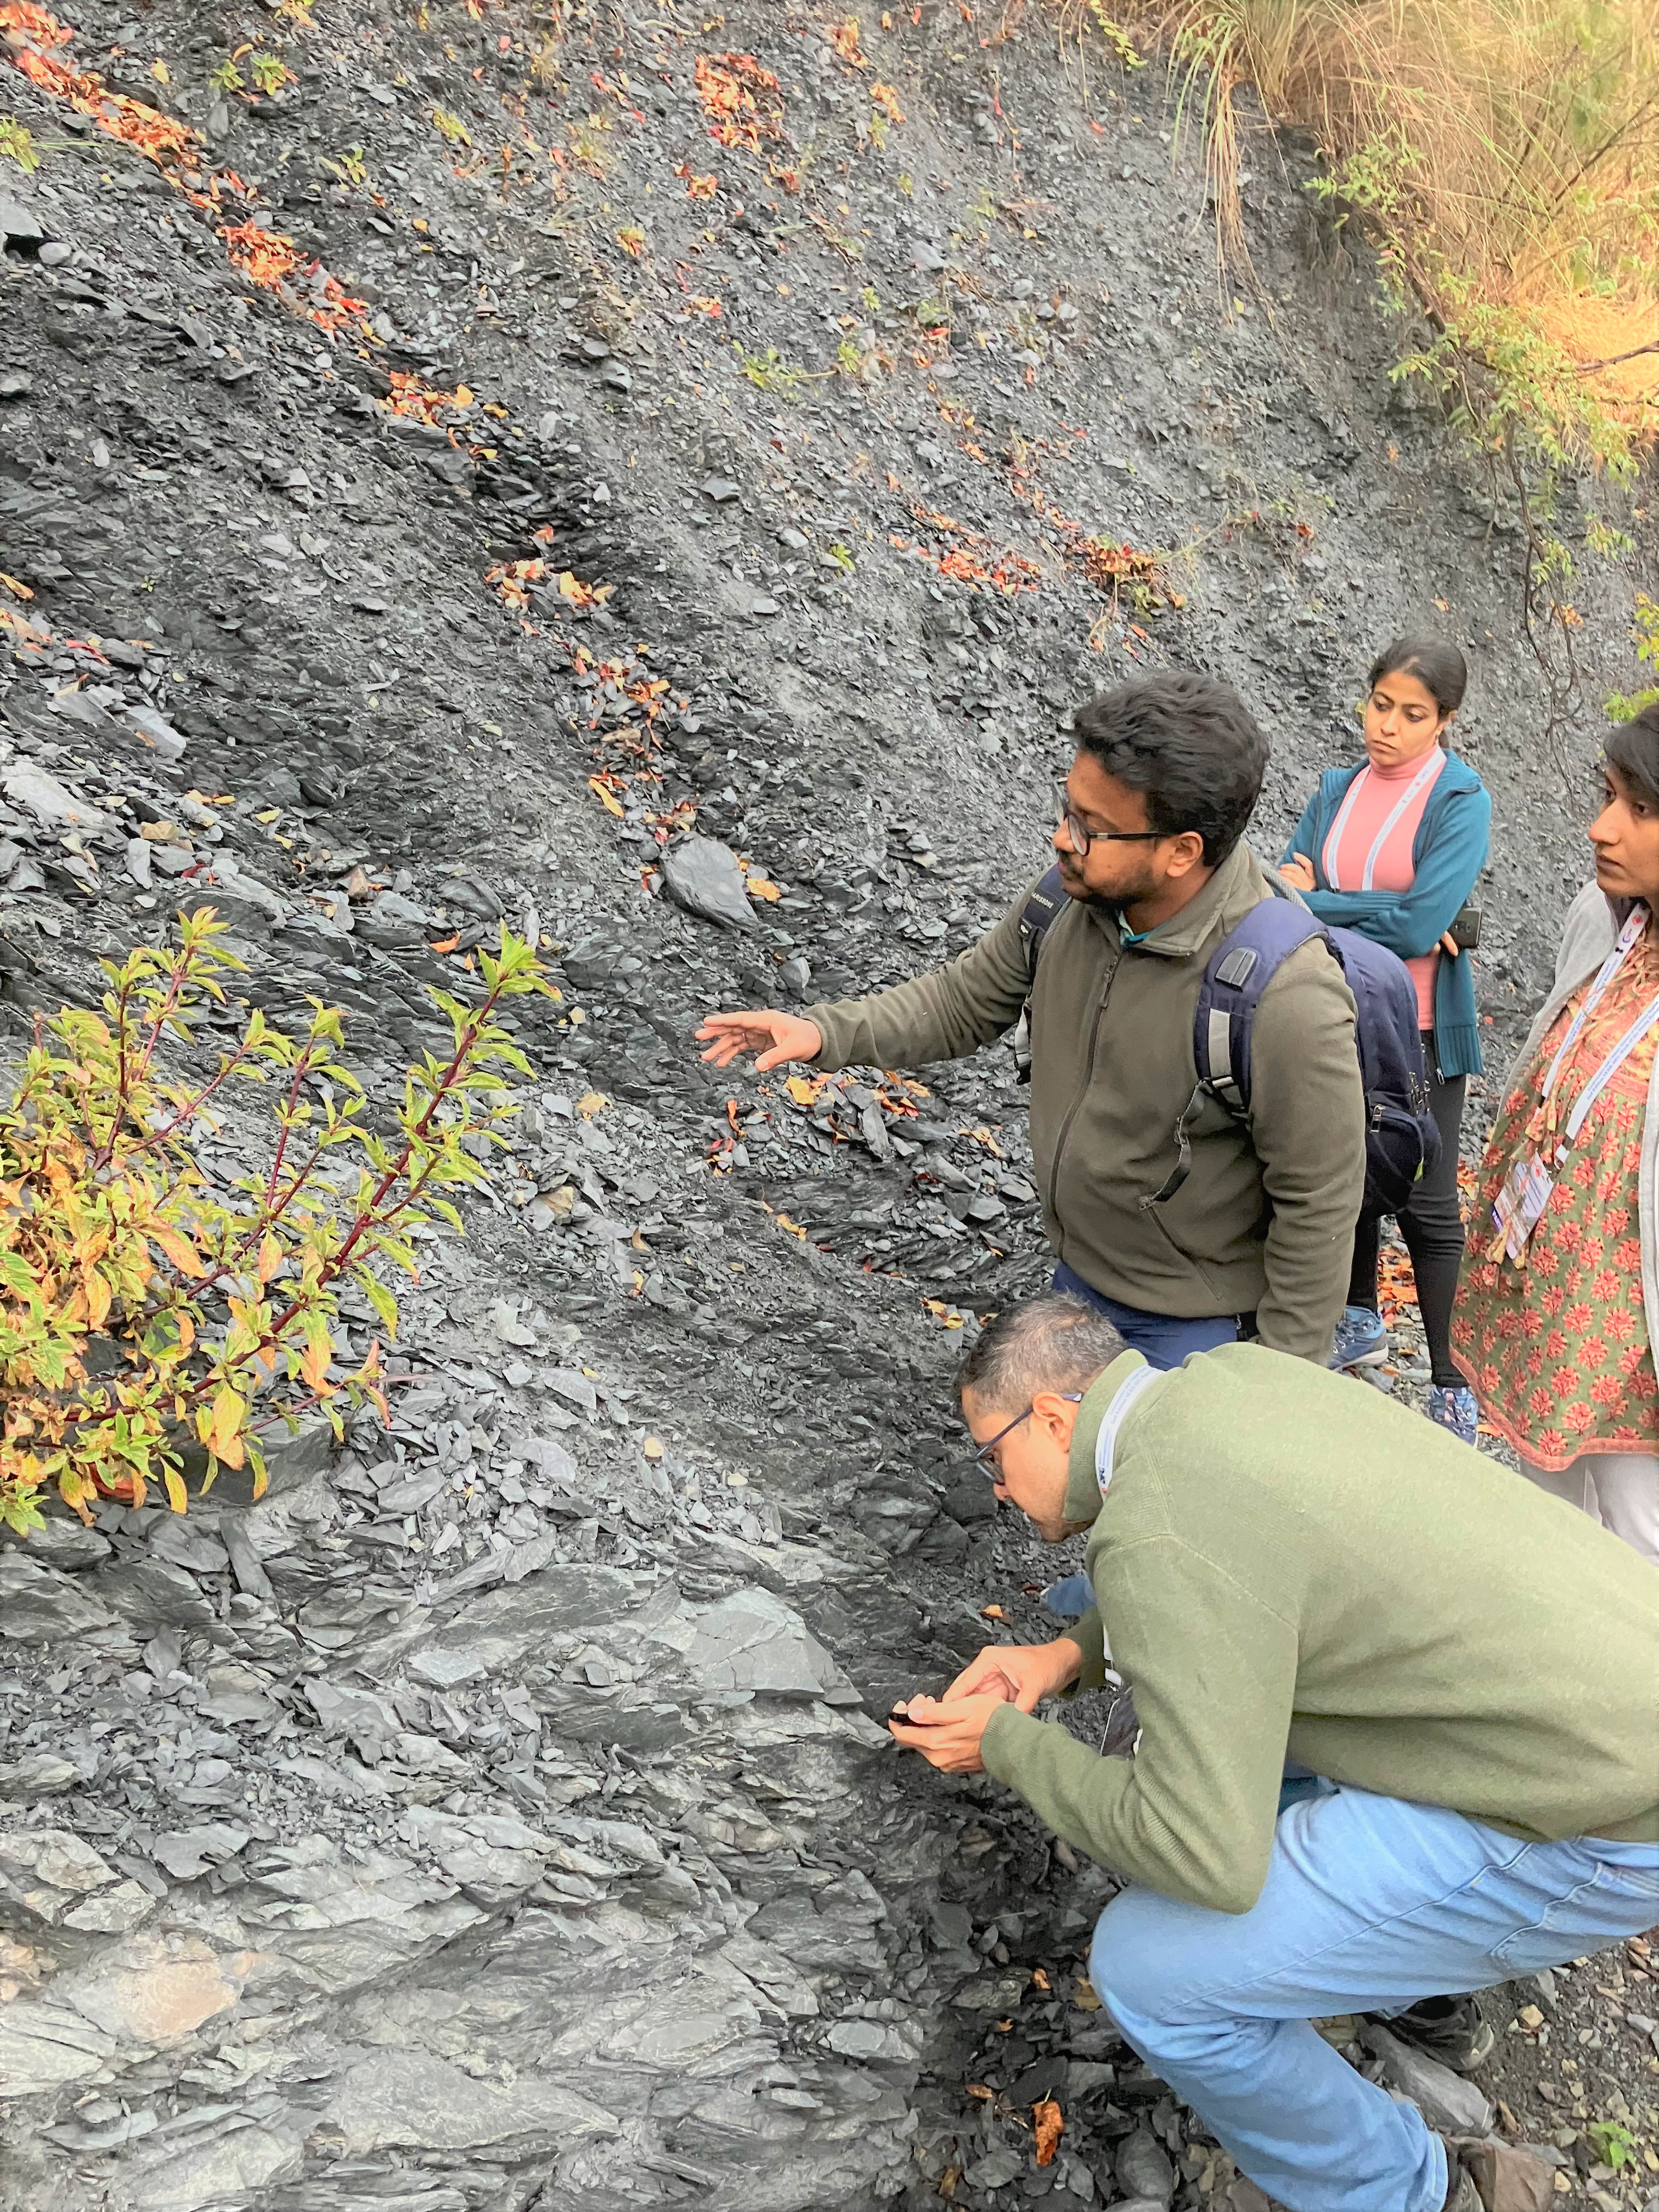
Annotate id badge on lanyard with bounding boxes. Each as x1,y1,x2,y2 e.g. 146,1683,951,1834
1491,906,1657,1265
1492,1153,1555,1265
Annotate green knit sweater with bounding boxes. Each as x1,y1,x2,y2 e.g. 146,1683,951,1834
980,1345,1659,1916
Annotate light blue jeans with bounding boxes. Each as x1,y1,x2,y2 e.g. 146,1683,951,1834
1089,1782,1659,2212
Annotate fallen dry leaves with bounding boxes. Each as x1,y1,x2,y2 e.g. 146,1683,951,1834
2,5,368,335
694,51,782,153
1033,2098,1064,2166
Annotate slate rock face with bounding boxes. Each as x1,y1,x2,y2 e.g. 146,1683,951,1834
0,0,1641,2203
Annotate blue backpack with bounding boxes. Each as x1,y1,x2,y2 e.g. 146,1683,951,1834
1014,865,1439,1219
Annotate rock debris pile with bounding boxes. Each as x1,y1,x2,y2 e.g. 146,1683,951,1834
0,0,1651,2207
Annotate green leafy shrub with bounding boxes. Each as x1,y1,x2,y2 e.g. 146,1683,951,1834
1607,593,1659,719
0,910,550,1534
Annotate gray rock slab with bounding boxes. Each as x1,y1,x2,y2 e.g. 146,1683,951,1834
3,764,115,834
673,1587,844,1696
150,1825,250,1881
0,1552,117,1640
1115,2126,1176,2202
661,836,758,930
86,1558,212,1629
0,2001,115,2097
1362,2022,1495,2135
324,2046,616,2154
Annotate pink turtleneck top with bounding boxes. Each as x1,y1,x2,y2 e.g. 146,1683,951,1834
1320,747,1447,1029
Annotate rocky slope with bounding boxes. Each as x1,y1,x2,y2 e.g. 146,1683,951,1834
1,2,1655,2209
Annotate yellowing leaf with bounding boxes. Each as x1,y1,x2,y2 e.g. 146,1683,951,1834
746,874,782,901
150,1224,204,1277
163,1466,188,1513
587,776,624,818
81,1265,111,1331
775,1213,808,1240
577,1091,608,1119
784,1074,820,1107
209,1384,245,1461
300,1318,332,1391
257,1231,283,1284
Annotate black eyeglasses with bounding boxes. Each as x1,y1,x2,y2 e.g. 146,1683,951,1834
958,1392,1084,1484
1054,783,1167,853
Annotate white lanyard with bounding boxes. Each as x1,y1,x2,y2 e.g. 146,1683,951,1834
1322,750,1444,892
1541,906,1659,1142
1095,1365,1159,1496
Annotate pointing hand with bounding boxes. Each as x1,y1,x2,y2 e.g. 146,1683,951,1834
696,1008,823,1072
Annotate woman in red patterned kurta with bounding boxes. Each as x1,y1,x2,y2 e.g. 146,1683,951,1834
1453,705,1659,1562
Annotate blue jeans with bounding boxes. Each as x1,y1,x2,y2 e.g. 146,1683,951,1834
1051,1262,1245,1368
1088,1782,1659,2212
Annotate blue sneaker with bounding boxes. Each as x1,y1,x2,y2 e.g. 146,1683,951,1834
1426,1385,1479,1445
1330,1305,1387,1370
1041,1572,1096,1621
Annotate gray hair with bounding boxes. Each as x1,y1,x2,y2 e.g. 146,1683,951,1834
957,1295,1125,1411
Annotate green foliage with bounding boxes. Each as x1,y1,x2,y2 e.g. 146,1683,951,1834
1082,0,1145,65
325,145,370,189
1137,0,1657,721
208,56,246,95
0,911,551,1536
249,50,291,96
733,343,814,398
1606,594,1659,720
1587,2120,1636,2172
0,117,39,174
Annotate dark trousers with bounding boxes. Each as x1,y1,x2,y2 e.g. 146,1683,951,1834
1348,1040,1467,1388
1052,1262,1251,1372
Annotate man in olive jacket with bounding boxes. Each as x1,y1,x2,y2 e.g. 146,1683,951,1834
891,1296,1659,2212
698,673,1365,1364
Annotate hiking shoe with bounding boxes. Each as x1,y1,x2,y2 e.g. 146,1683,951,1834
1441,2158,1481,2212
1387,1994,1496,2073
1426,1385,1480,1446
1330,1306,1387,1370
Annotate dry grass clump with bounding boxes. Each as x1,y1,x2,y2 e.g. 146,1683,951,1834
1068,0,1659,457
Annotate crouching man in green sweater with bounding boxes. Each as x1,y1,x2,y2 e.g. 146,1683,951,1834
890,1297,1659,2212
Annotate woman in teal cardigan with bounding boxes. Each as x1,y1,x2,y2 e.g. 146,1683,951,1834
1282,639,1492,1440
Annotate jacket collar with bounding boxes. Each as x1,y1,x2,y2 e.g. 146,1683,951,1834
1064,1350,1156,1521
1084,838,1263,963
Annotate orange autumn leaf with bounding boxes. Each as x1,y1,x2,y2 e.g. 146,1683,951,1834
1033,2098,1063,2166
980,1602,1006,1620
827,16,868,66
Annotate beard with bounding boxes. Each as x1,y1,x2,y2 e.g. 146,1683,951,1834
1058,851,1164,915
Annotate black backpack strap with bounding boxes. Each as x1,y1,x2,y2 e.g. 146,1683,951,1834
1012,864,1066,1083
1018,864,1068,980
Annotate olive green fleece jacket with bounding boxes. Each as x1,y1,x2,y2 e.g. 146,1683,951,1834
804,841,1365,1362
980,1345,1659,1917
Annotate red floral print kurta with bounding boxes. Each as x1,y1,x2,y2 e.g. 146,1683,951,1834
1453,918,1659,1470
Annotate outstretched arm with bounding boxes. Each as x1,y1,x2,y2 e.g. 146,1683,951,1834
797,882,1041,1073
